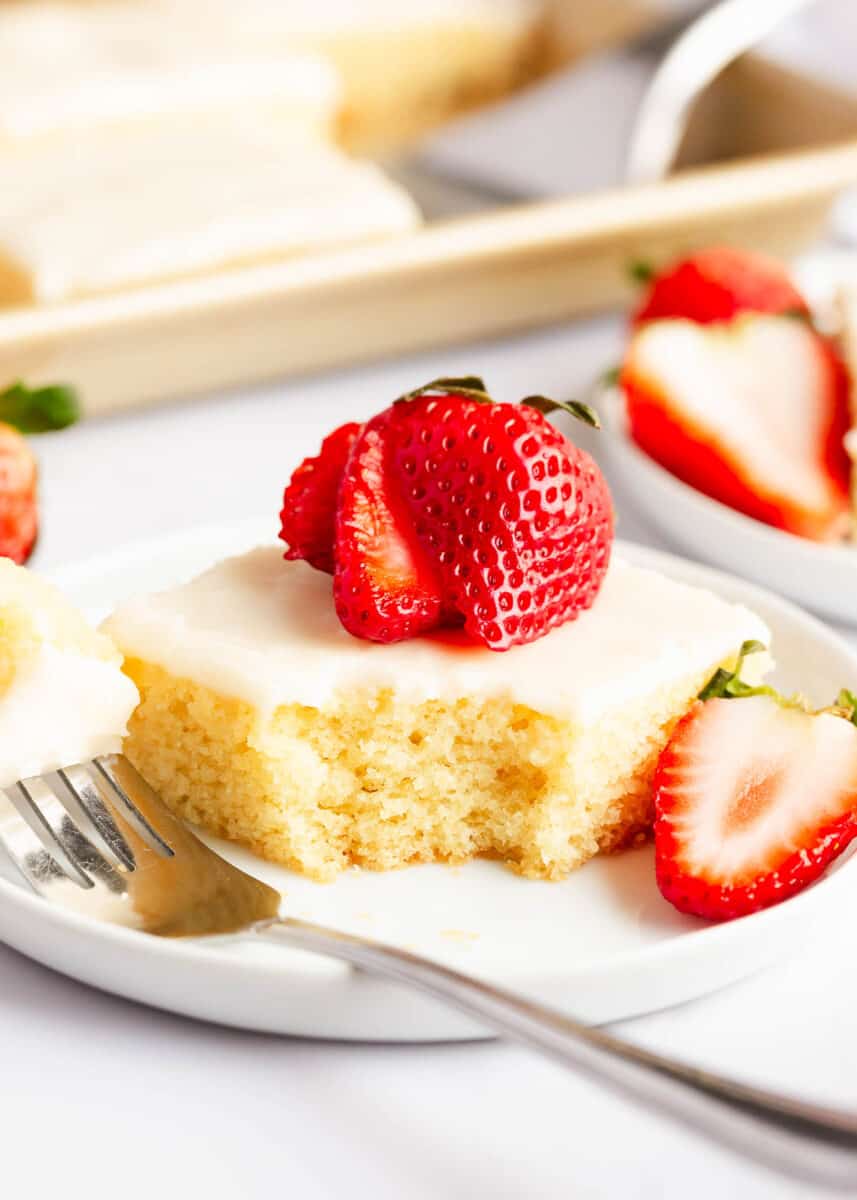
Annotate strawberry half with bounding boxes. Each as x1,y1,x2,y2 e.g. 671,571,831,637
622,314,852,541
280,421,361,573
387,387,613,650
654,663,857,922
0,422,37,564
633,245,810,327
332,411,444,643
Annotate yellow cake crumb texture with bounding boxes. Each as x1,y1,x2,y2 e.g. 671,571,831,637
119,654,739,883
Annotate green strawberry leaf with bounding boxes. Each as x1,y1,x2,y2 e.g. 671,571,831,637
0,381,80,433
696,641,857,726
397,376,492,405
396,378,602,430
520,395,601,430
600,365,621,389
698,640,769,701
834,689,857,727
628,258,655,285
781,307,812,324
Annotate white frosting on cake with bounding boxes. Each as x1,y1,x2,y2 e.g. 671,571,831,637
0,645,139,789
150,0,541,37
0,117,419,304
0,3,340,142
104,546,771,724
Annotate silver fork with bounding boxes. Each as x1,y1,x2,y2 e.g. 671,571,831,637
2,754,856,1191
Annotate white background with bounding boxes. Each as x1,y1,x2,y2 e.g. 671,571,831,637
1,311,855,1200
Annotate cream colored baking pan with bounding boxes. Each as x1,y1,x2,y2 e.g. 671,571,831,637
0,53,856,417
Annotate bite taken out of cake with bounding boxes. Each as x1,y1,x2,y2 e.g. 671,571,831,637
105,545,770,884
0,559,139,789
104,376,773,884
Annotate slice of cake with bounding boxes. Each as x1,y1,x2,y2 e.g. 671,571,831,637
104,546,770,882
0,560,139,788
0,0,552,151
0,3,341,143
0,114,420,306
143,0,553,150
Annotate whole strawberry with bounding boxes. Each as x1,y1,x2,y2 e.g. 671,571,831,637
280,377,614,650
632,245,810,327
0,422,37,564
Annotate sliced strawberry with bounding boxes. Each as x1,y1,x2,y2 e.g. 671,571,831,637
332,412,444,643
0,422,37,564
387,390,614,650
633,245,810,327
654,692,857,921
279,421,361,573
622,315,852,541
280,376,614,650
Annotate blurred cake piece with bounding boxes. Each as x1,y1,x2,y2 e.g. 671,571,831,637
0,2,341,142
0,115,420,306
119,0,554,150
0,559,139,788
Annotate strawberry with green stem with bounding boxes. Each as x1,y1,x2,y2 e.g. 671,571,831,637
0,381,79,564
280,376,614,649
655,641,857,921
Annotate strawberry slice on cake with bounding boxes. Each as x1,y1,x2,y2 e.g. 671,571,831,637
282,376,613,649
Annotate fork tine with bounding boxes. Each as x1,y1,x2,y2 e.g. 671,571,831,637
55,765,136,872
17,775,132,895
93,757,175,858
4,781,92,890
0,787,74,893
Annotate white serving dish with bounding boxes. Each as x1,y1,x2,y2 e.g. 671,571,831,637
602,392,857,627
0,516,854,1041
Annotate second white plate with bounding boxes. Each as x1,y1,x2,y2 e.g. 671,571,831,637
602,394,857,627
0,517,854,1041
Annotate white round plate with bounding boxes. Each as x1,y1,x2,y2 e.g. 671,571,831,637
601,394,857,627
1,517,856,1042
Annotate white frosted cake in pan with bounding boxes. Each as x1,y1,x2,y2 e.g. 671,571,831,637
0,0,550,150
0,115,420,306
104,546,771,882
143,0,552,148
0,2,341,142
0,560,138,789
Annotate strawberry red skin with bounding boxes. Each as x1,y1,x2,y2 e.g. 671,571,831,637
633,246,810,327
333,411,444,643
387,394,614,650
653,701,857,922
622,330,852,542
0,423,37,564
280,421,361,573
282,391,615,650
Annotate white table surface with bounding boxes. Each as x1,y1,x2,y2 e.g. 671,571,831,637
1,311,855,1200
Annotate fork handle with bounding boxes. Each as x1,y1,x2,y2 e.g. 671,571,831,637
255,916,857,1191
